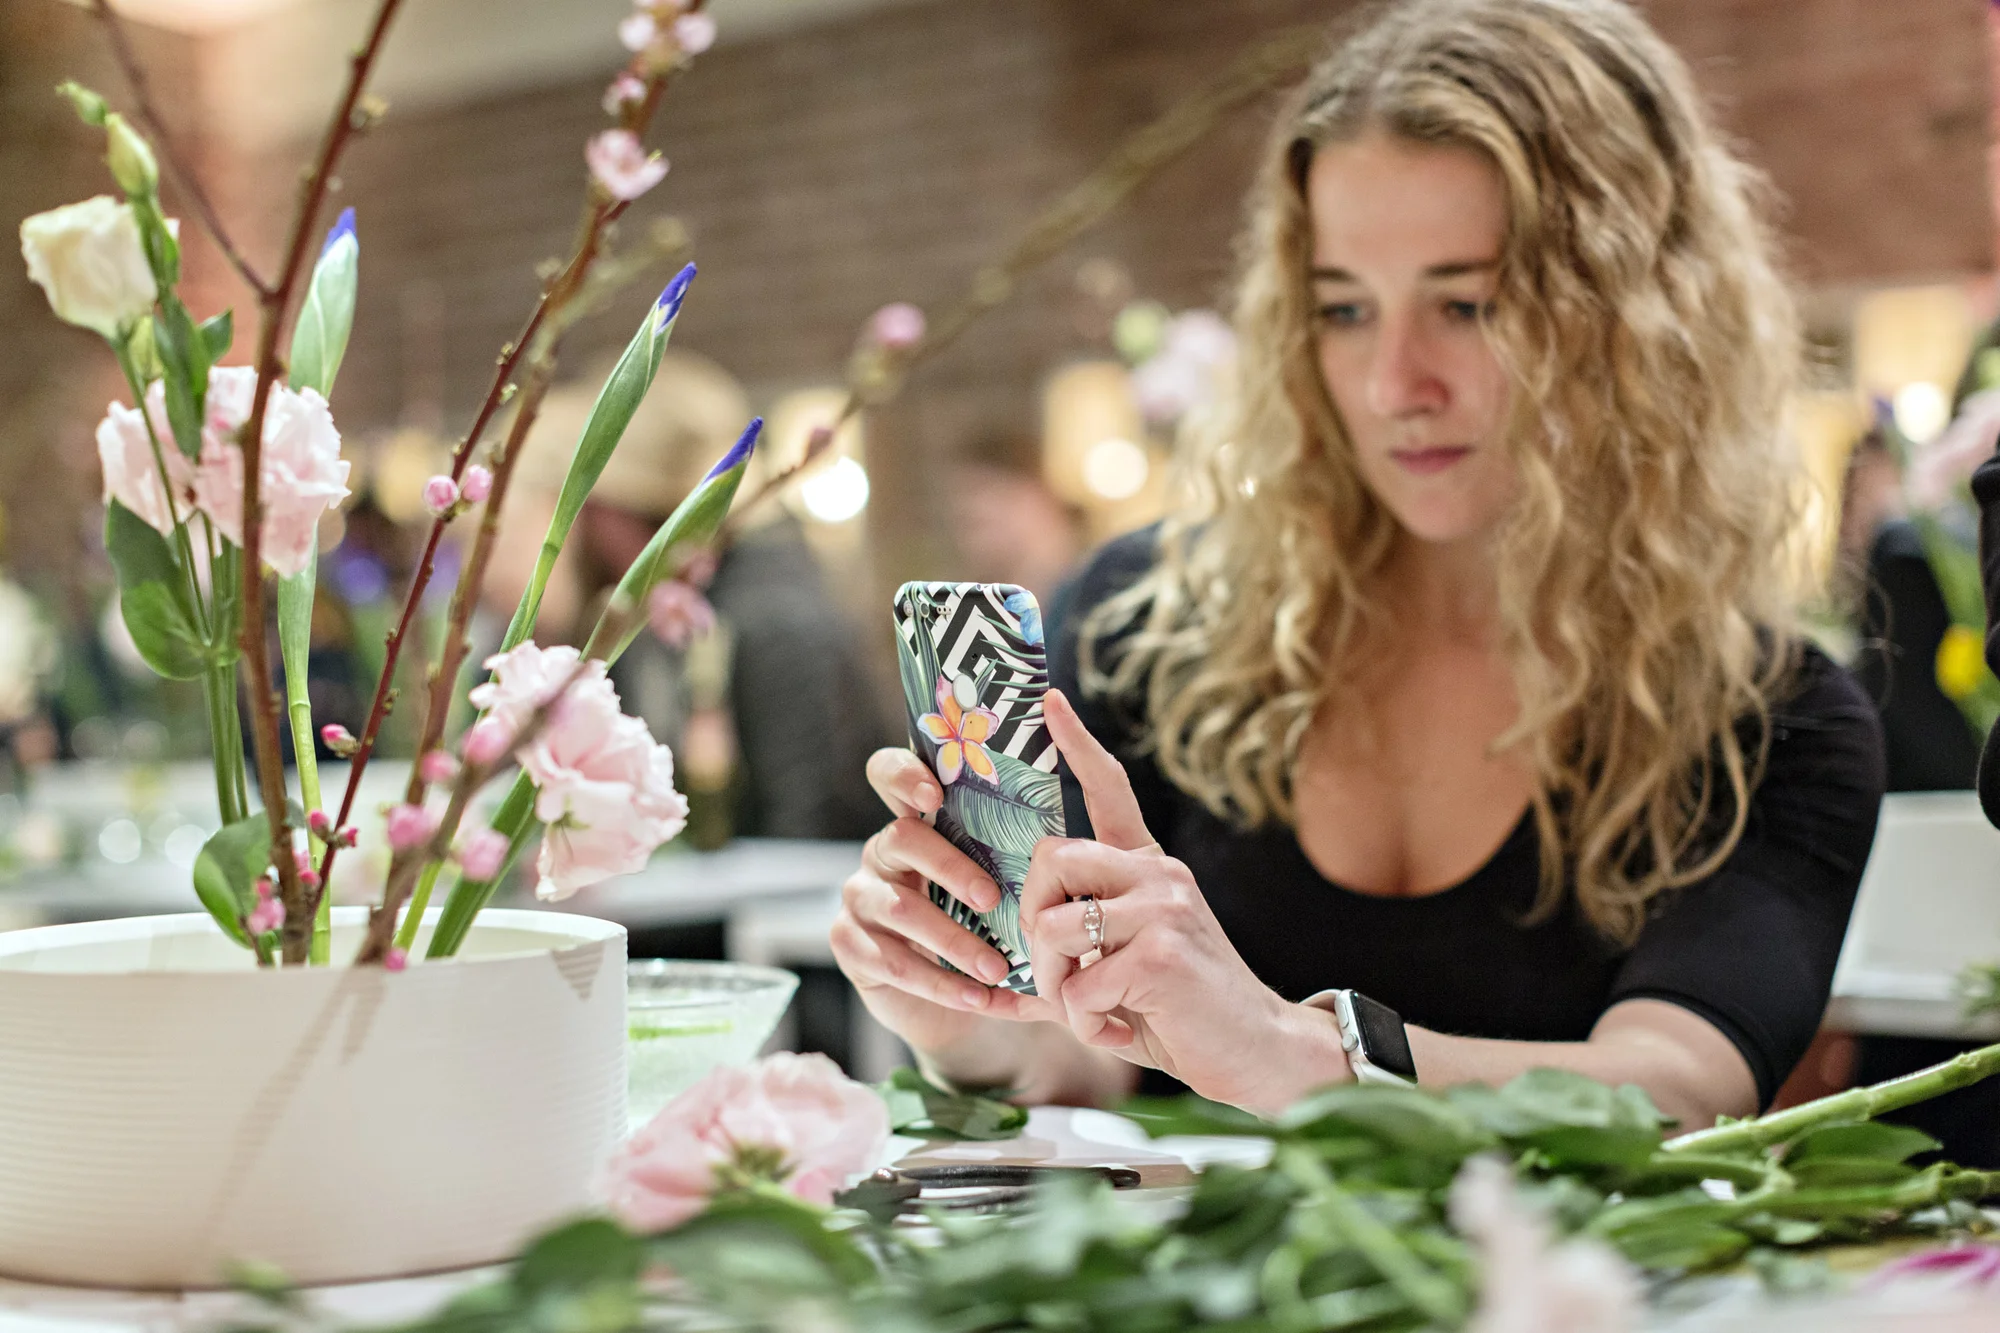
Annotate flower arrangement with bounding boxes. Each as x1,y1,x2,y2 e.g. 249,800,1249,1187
18,0,775,967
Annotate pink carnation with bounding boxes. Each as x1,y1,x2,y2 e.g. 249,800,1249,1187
95,393,195,536
603,1052,889,1232
586,130,668,202
469,642,603,740
189,366,351,578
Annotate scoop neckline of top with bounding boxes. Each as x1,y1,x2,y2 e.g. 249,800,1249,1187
1288,804,1536,904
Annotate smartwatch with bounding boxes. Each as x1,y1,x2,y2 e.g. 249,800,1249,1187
1303,989,1418,1086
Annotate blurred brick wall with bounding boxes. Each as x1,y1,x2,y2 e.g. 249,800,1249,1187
3,0,1992,603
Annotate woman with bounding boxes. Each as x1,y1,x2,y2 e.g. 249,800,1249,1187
831,0,1884,1128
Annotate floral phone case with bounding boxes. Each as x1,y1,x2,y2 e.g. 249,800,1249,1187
892,581,1065,995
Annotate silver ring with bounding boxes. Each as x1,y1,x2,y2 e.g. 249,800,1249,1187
1081,896,1105,953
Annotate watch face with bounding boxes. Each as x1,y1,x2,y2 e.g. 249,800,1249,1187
1349,991,1418,1082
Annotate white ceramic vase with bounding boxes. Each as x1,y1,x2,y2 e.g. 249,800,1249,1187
0,906,627,1289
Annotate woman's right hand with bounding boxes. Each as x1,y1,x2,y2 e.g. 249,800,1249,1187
829,747,1047,1054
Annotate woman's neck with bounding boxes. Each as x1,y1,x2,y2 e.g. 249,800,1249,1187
1380,530,1503,649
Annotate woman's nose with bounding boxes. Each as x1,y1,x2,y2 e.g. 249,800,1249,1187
1365,317,1448,420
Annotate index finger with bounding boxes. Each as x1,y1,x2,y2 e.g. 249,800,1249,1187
866,746,944,820
1044,689,1157,853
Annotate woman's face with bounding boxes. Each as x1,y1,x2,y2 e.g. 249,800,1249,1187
1306,133,1516,549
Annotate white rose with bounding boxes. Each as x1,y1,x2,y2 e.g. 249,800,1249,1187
19,196,170,340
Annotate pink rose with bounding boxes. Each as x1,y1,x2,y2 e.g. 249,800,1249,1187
586,130,668,203
602,1052,889,1233
189,366,351,578
95,393,195,536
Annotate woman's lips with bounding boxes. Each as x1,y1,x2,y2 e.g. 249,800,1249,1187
1389,445,1473,476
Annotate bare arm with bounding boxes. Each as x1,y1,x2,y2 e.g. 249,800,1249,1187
1267,994,1758,1128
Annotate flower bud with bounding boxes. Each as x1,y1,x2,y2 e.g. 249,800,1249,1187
299,869,322,892
422,474,459,518
247,897,285,935
104,113,159,197
320,723,360,757
307,809,333,839
458,828,510,881
385,803,440,853
418,750,460,786
868,302,925,352
672,12,716,53
253,875,274,901
384,947,409,973
462,718,513,767
460,464,493,505
57,81,108,127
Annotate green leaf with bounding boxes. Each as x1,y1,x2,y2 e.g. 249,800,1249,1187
287,209,356,399
104,501,207,680
644,1188,876,1293
511,1217,642,1298
153,298,209,461
200,310,234,364
1784,1157,1921,1189
1604,1216,1751,1272
1448,1068,1665,1170
1782,1121,1938,1167
193,812,273,947
878,1066,1029,1140
506,269,692,653
1280,1084,1494,1164
1122,1094,1274,1139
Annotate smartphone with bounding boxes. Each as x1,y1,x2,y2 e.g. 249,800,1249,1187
892,581,1065,995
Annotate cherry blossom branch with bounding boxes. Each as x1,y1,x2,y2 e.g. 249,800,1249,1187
90,0,270,296
717,23,1325,540
234,0,405,964
311,77,684,905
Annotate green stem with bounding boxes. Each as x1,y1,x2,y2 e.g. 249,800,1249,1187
201,663,244,824
425,772,537,959
1276,1148,1465,1326
278,549,326,963
394,859,445,954
1667,1042,2000,1156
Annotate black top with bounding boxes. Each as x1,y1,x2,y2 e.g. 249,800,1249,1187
1969,454,2000,825
1049,528,1887,1109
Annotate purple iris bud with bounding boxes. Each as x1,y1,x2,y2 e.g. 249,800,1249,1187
320,207,357,258
656,263,696,332
701,416,762,485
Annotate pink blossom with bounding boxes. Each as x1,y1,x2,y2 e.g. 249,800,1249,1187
1451,1156,1640,1333
469,642,603,741
189,366,351,578
422,474,459,518
462,718,514,767
647,579,716,649
586,130,668,202
869,302,926,351
246,896,285,935
471,641,687,898
458,827,510,881
418,750,460,786
602,1052,889,1232
1865,1241,2000,1293
307,810,333,838
299,869,321,892
672,12,716,53
384,948,408,973
385,802,439,853
617,12,658,51
603,73,647,116
320,723,358,756
95,394,195,536
253,876,274,900
460,464,493,505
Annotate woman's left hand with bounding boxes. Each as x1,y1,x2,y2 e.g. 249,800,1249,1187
1019,690,1352,1115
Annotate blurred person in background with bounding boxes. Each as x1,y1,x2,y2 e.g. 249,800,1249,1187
946,431,1086,608
494,347,893,847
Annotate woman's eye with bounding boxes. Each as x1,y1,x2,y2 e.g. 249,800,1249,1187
1443,299,1490,323
1315,302,1366,327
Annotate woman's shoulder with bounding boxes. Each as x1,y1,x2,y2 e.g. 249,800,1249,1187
1757,638,1886,801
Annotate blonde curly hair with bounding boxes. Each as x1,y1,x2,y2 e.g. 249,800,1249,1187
1085,0,1804,946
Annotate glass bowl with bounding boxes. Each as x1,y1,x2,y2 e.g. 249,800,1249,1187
624,960,800,1134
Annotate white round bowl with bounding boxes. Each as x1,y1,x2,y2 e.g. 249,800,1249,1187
0,906,626,1289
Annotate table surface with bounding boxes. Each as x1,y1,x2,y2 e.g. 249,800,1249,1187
0,1106,1259,1331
